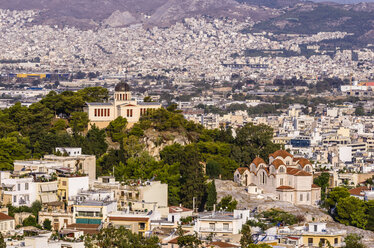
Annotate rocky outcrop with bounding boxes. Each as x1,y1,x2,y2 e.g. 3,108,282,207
104,10,138,27
141,129,190,158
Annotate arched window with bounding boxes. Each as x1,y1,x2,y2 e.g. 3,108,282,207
279,166,285,173
305,166,311,172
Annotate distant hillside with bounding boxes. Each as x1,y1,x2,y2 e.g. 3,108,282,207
235,0,300,8
249,2,374,46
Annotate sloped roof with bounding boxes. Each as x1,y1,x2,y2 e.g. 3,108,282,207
276,186,295,190
294,157,311,168
251,157,266,166
312,184,321,188
236,167,249,175
271,159,285,169
287,168,312,176
270,150,293,159
349,186,370,196
0,212,13,221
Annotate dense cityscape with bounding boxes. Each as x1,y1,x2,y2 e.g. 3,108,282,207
0,0,373,248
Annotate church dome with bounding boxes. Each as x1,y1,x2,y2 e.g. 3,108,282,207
115,82,130,92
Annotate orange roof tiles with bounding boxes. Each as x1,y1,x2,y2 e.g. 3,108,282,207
349,186,370,196
294,157,311,168
276,186,295,190
236,167,249,174
270,150,293,159
252,157,266,166
0,212,13,221
271,159,285,169
286,168,312,176
311,184,321,188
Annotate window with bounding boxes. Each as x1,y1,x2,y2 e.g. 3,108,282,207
62,181,67,186
13,196,17,203
308,238,313,245
334,238,338,244
18,184,21,191
314,225,317,232
107,109,110,116
280,178,284,185
279,167,285,173
127,109,130,117
209,223,215,230
300,194,303,201
320,238,326,245
94,109,97,117
130,109,133,117
25,183,29,190
307,193,309,201
223,223,229,231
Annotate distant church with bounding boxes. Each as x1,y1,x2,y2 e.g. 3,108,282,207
85,82,161,129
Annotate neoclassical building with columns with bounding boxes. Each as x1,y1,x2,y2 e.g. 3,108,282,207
234,150,321,206
85,82,161,129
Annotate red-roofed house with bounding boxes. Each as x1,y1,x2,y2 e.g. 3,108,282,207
0,212,15,234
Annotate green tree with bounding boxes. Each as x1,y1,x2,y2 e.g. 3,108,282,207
326,187,350,210
343,234,366,248
70,112,89,134
82,125,108,157
143,96,153,102
240,222,254,248
0,232,5,248
43,219,52,230
107,117,128,142
313,172,330,201
23,215,37,227
233,123,280,164
179,145,206,210
84,226,159,248
206,181,217,211
217,196,238,212
336,196,367,229
176,225,202,248
365,200,374,231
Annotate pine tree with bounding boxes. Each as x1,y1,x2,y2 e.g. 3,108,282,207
179,145,206,210
206,180,217,211
240,223,254,248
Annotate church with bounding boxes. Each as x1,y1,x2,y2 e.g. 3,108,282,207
85,82,161,129
234,150,321,206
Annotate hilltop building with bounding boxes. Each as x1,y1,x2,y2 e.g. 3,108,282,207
85,82,161,128
234,150,321,205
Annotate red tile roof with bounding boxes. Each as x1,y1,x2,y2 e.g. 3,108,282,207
294,157,311,168
270,150,293,159
312,184,321,188
236,167,249,175
0,212,13,221
287,168,312,176
349,186,370,196
252,157,266,166
276,186,295,190
271,159,285,169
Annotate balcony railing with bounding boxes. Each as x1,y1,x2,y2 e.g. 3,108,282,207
199,227,233,232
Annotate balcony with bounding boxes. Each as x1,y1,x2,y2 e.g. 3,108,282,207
199,227,233,233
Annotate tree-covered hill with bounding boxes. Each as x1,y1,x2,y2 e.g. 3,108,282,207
0,87,281,209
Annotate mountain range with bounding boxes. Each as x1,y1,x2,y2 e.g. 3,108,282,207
0,0,373,46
